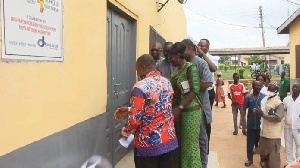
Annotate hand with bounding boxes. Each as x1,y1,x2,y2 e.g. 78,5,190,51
253,108,264,117
173,107,182,123
119,127,136,139
115,107,129,120
232,99,237,105
290,162,300,168
196,45,205,56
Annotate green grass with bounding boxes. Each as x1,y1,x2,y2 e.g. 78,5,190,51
216,69,280,80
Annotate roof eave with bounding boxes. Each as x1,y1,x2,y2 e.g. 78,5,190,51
277,8,300,34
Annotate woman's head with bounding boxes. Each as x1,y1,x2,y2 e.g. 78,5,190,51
169,42,186,67
256,74,266,85
181,39,196,58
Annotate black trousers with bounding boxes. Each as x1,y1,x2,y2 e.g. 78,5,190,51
247,129,262,161
134,150,175,168
207,88,215,154
208,88,215,110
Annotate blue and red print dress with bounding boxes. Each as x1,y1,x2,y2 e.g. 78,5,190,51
123,71,178,156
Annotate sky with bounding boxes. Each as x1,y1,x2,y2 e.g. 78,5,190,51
183,0,299,49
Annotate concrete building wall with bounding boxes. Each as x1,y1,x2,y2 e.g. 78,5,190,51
289,18,300,79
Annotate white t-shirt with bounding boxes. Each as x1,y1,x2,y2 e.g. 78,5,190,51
206,52,219,90
283,95,300,129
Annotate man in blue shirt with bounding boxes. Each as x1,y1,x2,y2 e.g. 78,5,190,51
241,81,265,166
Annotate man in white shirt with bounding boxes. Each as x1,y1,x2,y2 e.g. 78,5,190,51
283,82,300,165
198,39,219,108
197,39,219,155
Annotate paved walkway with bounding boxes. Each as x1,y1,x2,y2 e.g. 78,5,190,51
116,82,287,168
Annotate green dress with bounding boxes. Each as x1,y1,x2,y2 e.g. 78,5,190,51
171,62,202,168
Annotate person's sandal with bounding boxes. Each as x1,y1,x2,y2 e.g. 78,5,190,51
233,131,238,135
245,160,253,166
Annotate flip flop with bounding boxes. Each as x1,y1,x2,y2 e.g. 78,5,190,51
245,161,253,167
260,161,265,168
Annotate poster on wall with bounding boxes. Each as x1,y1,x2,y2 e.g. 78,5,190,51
1,0,63,61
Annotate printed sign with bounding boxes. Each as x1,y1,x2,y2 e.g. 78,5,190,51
1,0,63,61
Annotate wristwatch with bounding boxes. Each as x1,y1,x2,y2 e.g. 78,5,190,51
178,104,184,110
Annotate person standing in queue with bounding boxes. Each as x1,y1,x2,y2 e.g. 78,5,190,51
115,54,178,168
169,42,202,168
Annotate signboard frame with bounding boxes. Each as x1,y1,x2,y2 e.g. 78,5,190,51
1,0,64,61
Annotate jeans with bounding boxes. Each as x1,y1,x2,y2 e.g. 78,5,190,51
232,105,246,132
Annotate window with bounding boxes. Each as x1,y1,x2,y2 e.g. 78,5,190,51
149,26,166,50
296,45,300,78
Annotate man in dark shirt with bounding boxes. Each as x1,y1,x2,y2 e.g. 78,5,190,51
150,42,162,67
241,81,265,166
157,42,175,79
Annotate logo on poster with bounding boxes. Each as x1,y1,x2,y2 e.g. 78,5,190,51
37,0,44,13
37,36,59,50
37,36,46,47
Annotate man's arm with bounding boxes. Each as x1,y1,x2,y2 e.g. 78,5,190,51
122,88,144,134
262,103,285,122
197,46,217,72
286,79,290,94
198,59,213,90
228,93,232,100
203,53,217,72
200,82,213,90
255,103,285,123
227,87,237,105
227,85,232,99
227,93,232,100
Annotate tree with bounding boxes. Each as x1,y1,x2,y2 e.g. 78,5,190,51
218,56,231,64
244,55,264,64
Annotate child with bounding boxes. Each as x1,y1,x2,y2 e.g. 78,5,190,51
215,72,226,108
228,73,247,135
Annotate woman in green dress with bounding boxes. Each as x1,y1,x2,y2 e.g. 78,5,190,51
169,42,202,168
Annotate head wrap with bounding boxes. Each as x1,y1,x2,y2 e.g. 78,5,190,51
269,81,279,87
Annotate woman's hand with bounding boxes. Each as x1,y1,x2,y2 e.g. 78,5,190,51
173,107,182,123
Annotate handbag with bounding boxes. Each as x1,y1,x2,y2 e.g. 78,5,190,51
268,108,275,115
181,81,190,94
